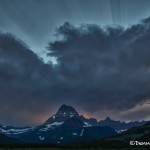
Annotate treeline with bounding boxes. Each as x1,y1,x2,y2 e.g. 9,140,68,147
0,143,62,149
0,140,149,149
64,140,150,149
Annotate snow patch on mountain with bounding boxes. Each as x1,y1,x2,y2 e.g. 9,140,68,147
80,129,84,136
0,127,33,135
84,122,92,127
39,122,63,132
39,136,45,141
73,132,78,135
116,129,127,133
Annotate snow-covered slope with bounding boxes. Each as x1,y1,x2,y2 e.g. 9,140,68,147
0,125,35,139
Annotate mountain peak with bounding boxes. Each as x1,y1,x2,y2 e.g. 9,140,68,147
105,117,111,121
59,104,68,109
44,105,79,124
57,104,79,116
58,105,77,112
55,104,79,119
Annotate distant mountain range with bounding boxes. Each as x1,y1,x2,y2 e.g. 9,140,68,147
98,117,148,132
0,105,149,144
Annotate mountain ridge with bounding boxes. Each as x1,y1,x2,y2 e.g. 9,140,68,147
0,104,149,144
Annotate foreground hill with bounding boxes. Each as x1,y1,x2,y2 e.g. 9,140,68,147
0,132,21,144
110,122,150,141
66,122,150,149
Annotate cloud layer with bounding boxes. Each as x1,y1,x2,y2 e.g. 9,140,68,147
48,19,150,111
0,33,57,125
1,17,150,125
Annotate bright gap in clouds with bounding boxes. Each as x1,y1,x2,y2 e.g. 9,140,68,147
37,50,57,65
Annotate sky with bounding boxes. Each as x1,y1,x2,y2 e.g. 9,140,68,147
0,0,150,126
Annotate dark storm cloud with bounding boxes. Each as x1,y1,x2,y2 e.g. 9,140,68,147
120,103,150,121
1,17,150,125
0,33,58,126
47,18,150,113
122,108,150,121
